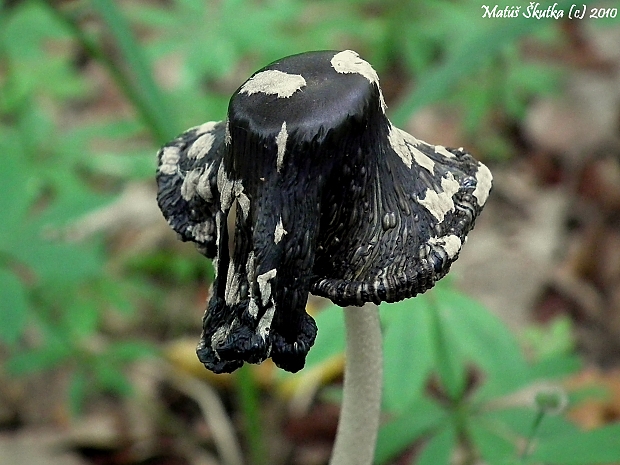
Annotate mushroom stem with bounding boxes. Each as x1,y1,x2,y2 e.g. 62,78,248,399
329,303,383,465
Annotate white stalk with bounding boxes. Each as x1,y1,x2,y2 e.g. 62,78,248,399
329,303,383,465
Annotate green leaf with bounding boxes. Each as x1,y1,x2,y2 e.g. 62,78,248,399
0,135,32,242
528,352,582,382
432,286,530,397
301,304,346,369
68,368,89,416
33,183,113,229
382,297,434,412
415,425,456,465
97,277,137,315
104,341,158,362
375,397,447,465
0,2,71,57
63,299,100,339
427,292,467,401
528,423,620,465
0,2,87,102
6,342,72,375
480,407,580,442
0,269,29,345
11,229,104,285
84,151,158,180
93,359,134,396
469,422,517,465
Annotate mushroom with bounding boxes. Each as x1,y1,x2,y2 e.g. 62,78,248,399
157,50,492,464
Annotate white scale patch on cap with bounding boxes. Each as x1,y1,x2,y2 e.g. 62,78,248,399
181,168,201,200
331,50,379,85
331,50,386,112
217,165,249,218
246,251,256,285
257,306,275,341
274,216,287,244
196,162,215,201
428,234,462,259
214,213,222,249
473,162,493,206
240,69,306,98
434,145,455,159
212,212,224,281
388,126,436,174
217,165,235,211
224,260,242,306
418,173,461,222
193,121,220,134
257,269,277,307
276,121,288,173
210,318,239,356
225,119,231,145
159,146,180,175
248,299,259,319
244,251,260,316
188,221,214,243
188,132,216,160
210,326,228,355
237,189,251,219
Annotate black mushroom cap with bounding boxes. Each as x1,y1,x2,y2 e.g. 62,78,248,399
156,50,493,374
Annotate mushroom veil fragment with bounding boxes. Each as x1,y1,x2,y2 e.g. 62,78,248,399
156,50,492,374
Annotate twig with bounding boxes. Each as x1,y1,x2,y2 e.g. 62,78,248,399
163,362,245,465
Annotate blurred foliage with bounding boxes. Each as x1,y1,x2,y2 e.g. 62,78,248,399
296,281,620,465
0,2,145,411
1,0,619,463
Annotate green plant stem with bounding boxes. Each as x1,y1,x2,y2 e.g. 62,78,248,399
329,303,383,465
45,1,176,144
236,364,267,465
520,410,546,464
89,0,177,142
427,292,465,401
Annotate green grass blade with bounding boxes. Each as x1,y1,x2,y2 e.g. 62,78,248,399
89,0,177,143
390,0,592,126
236,365,268,465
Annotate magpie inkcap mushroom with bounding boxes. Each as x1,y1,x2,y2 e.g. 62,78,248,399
156,50,492,374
